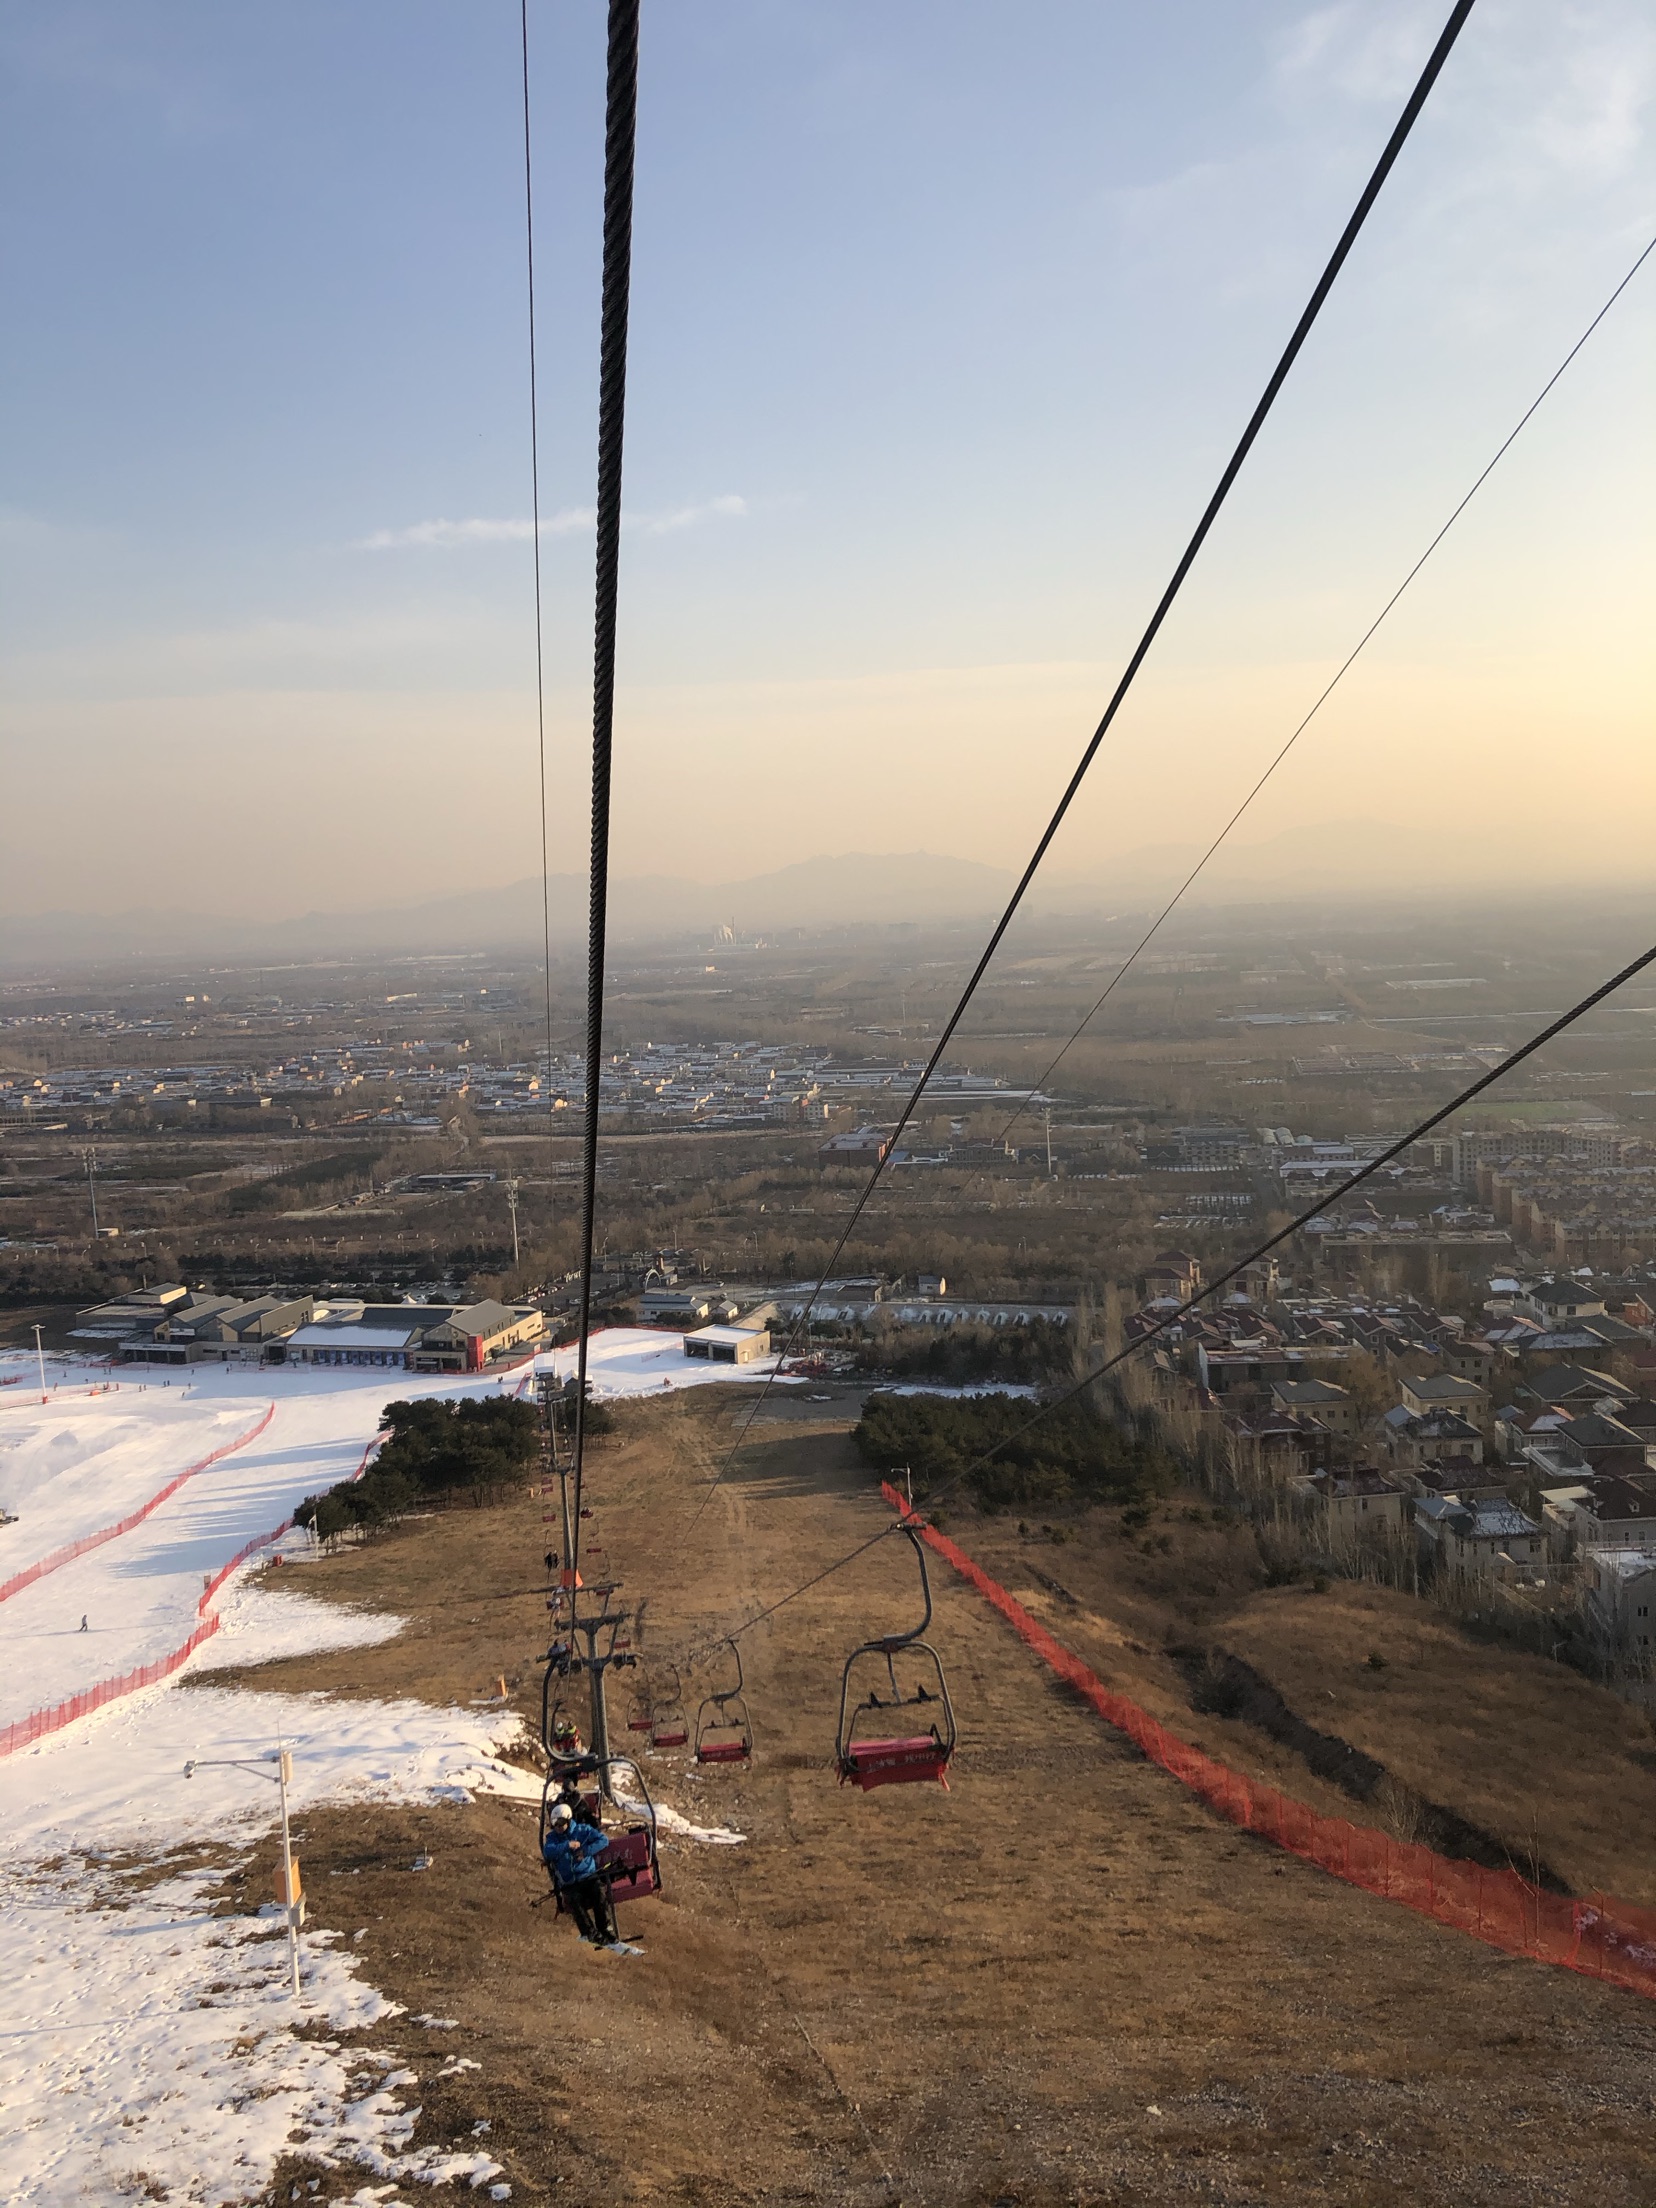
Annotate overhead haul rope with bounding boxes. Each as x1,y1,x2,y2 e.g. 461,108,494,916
691,0,1479,1526
521,0,561,1230
706,932,1656,1650
969,225,1656,1161
570,0,642,1574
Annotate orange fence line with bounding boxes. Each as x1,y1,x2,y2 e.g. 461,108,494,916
0,1404,277,1606
0,1427,386,1761
881,1484,1656,2003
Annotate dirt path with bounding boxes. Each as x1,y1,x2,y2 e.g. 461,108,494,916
223,1393,1656,2207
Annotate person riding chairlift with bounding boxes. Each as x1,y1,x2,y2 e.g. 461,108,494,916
541,1801,630,1952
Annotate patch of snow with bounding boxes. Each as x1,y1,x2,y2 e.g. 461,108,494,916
615,1790,746,1847
0,1858,481,2208
530,1328,803,1400
0,1674,524,2206
192,1580,406,1672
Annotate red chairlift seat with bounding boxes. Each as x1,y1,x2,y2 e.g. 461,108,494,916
695,1732,751,1766
600,1824,660,1903
838,1733,950,1791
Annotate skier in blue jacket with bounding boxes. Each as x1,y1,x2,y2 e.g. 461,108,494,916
542,1800,618,1946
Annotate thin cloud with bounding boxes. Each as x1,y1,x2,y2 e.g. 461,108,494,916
634,493,749,537
354,511,588,551
354,494,748,550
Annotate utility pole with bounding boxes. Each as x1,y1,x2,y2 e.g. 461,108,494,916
32,1323,48,1403
1044,1106,1054,1178
506,1178,521,1267
84,1147,100,1236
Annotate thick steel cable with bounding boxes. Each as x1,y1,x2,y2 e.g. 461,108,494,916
972,226,1656,1161
713,932,1656,1647
520,0,561,1255
571,0,641,1570
692,0,1478,1524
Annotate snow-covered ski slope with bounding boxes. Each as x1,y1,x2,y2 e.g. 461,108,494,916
0,1575,528,2208
0,1334,767,2206
0,1393,269,1581
0,1332,792,1742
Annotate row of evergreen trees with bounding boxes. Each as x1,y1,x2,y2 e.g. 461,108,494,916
294,1396,540,1544
854,1387,1173,1513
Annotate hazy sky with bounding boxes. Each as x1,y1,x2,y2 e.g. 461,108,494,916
2,0,1652,919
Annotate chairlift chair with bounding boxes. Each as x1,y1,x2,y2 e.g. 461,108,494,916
835,1522,957,1791
648,1660,689,1750
694,1640,754,1766
537,1753,662,1911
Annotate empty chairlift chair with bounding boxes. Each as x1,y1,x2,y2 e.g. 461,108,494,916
835,1521,957,1791
694,1641,754,1766
649,1661,689,1750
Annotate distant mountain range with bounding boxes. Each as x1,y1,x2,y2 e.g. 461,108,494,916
0,826,1623,970
0,851,1017,968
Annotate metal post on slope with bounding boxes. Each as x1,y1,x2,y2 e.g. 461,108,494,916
32,1324,48,1403
181,1743,304,1999
275,1744,301,1999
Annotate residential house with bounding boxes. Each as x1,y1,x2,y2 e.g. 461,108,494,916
1401,1371,1489,1420
1144,1249,1203,1299
1573,1473,1656,1550
1611,1396,1656,1445
1298,1466,1408,1545
1224,1410,1327,1483
1518,1364,1633,1413
1557,1412,1654,1469
1382,1406,1485,1469
1270,1377,1357,1435
1409,1457,1510,1505
1414,1495,1546,1582
1540,1483,1594,1563
1523,1280,1607,1328
1581,1548,1656,1689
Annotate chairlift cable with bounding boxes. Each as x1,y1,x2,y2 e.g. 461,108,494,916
712,930,1656,1645
691,0,1479,1525
519,0,561,1227
972,225,1656,1161
571,0,642,1571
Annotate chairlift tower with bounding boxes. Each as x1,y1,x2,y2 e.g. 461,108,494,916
83,1146,100,1236
536,1372,637,1799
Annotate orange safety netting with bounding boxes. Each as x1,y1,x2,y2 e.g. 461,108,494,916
0,1431,384,1760
881,1484,1656,2002
0,1404,276,1607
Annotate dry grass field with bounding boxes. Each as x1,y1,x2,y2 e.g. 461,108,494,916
208,1389,1656,2207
